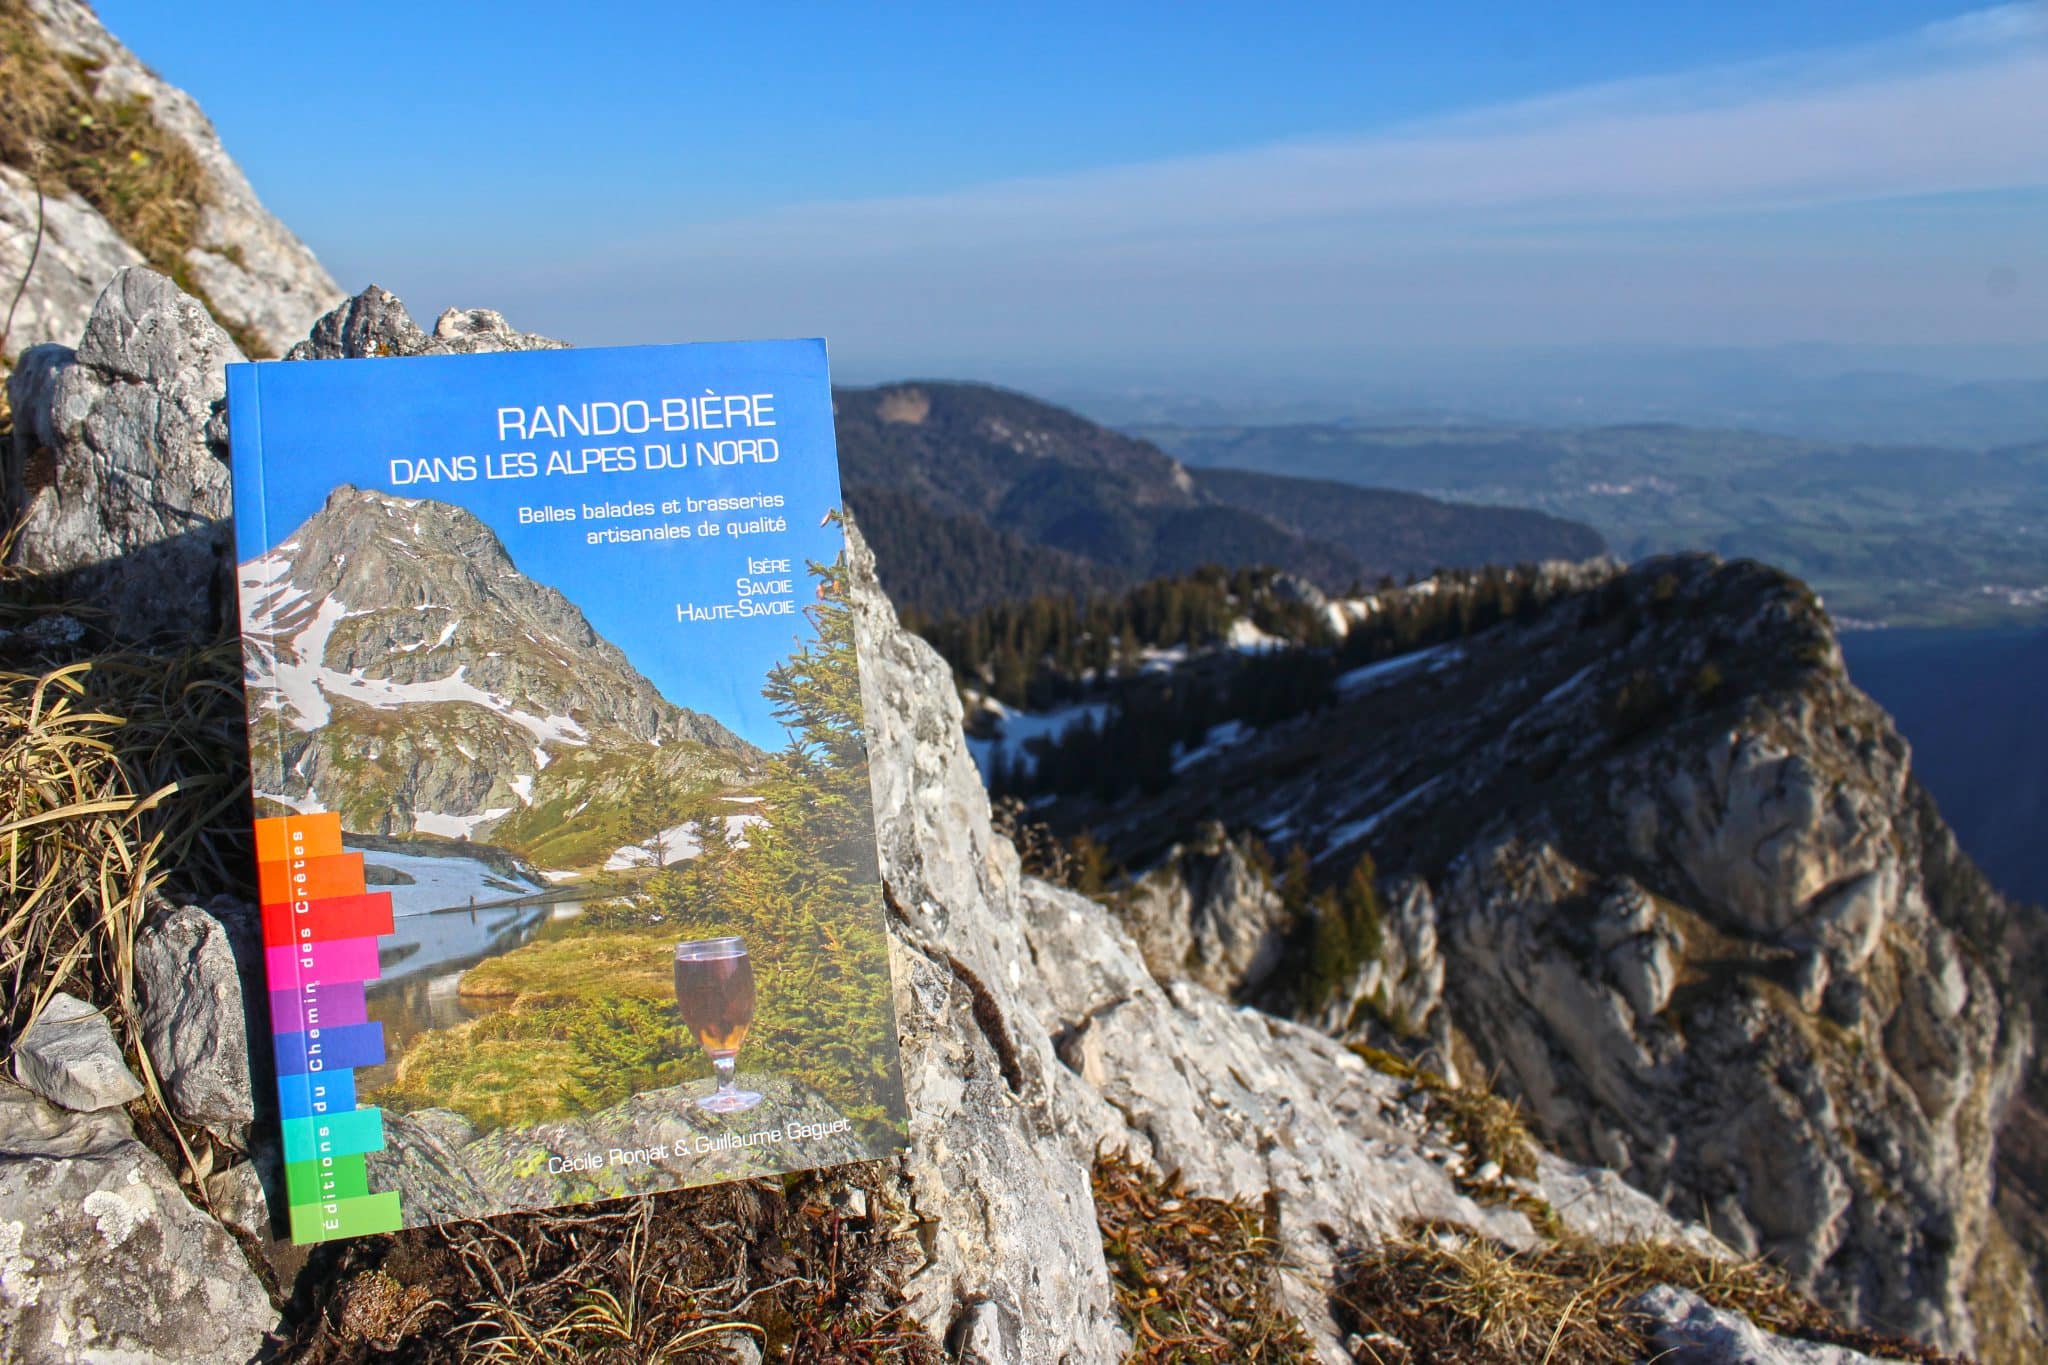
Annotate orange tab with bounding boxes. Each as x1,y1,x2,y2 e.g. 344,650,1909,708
256,851,366,907
254,812,344,864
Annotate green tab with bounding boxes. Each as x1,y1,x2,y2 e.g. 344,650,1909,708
284,1152,369,1207
289,1191,403,1243
280,1106,384,1164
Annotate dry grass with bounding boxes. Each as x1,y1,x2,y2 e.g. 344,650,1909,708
1334,1220,1971,1365
1349,1044,1539,1185
1094,1152,1315,1364
0,0,268,357
270,1167,940,1363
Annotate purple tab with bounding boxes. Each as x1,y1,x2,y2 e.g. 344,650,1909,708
268,979,367,1033
265,935,381,989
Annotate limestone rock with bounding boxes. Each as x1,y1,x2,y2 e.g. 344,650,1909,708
14,0,343,356
1312,875,1450,1062
1630,1284,1908,1364
843,520,1730,1362
0,165,147,358
284,286,564,361
1121,821,1290,995
11,993,142,1113
136,903,256,1126
202,1158,273,1242
5,267,241,640
0,1081,274,1362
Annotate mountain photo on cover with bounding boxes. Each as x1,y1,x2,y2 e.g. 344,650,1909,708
230,341,906,1238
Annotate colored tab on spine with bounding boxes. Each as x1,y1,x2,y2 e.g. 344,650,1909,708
265,934,382,986
261,891,395,948
284,1152,370,1207
277,1068,358,1120
254,811,343,864
289,1191,403,1242
257,851,367,908
274,1022,386,1077
269,979,369,1034
281,1106,386,1165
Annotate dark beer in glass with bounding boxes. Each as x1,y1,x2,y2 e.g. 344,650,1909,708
673,936,762,1113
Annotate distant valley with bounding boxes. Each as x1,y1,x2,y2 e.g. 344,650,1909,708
1139,421,2048,628
833,383,1602,617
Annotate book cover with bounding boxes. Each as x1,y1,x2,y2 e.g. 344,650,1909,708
225,340,907,1244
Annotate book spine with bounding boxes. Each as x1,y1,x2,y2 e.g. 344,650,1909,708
226,366,402,1244
254,814,400,1241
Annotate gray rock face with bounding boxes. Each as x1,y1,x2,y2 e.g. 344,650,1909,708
1018,552,2038,1355
11,993,142,1113
1312,875,1452,1063
843,522,1726,1362
6,267,241,640
11,0,343,357
135,904,256,1126
0,165,147,358
1121,821,1290,995
0,1081,274,1363
1630,1284,1908,1364
284,285,565,361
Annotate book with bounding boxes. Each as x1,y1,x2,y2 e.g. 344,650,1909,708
225,339,907,1244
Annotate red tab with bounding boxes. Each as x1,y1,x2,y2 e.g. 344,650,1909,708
260,891,397,948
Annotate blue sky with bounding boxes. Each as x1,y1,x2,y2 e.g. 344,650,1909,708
228,340,843,748
102,3,2048,388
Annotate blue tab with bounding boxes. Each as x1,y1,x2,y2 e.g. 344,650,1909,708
277,1068,358,1120
273,1021,385,1077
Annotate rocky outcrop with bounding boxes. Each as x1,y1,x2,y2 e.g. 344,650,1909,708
1311,874,1453,1060
0,1082,274,1363
1,0,342,357
10,993,142,1113
1119,820,1290,995
1033,552,2042,1354
135,904,256,1127
1629,1285,1909,1365
844,517,1723,1361
5,267,241,640
284,284,565,361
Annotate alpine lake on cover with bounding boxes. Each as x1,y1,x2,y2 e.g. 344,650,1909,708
226,340,907,1244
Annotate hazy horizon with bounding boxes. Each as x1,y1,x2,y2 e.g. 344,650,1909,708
99,1,2048,442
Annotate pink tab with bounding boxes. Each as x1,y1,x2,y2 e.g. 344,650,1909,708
265,935,382,987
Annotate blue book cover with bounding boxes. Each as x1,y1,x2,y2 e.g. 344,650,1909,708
225,340,907,1244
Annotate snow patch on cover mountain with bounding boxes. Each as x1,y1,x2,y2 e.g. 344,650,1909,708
240,556,593,748
602,812,767,869
414,808,513,840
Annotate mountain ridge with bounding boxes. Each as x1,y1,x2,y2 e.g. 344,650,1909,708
834,380,1604,616
1004,549,2045,1351
240,483,759,852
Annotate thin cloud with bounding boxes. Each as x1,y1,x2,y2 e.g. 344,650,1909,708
642,3,2048,262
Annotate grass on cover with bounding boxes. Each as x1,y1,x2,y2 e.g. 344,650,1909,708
1093,1151,1316,1364
1333,1220,1971,1365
